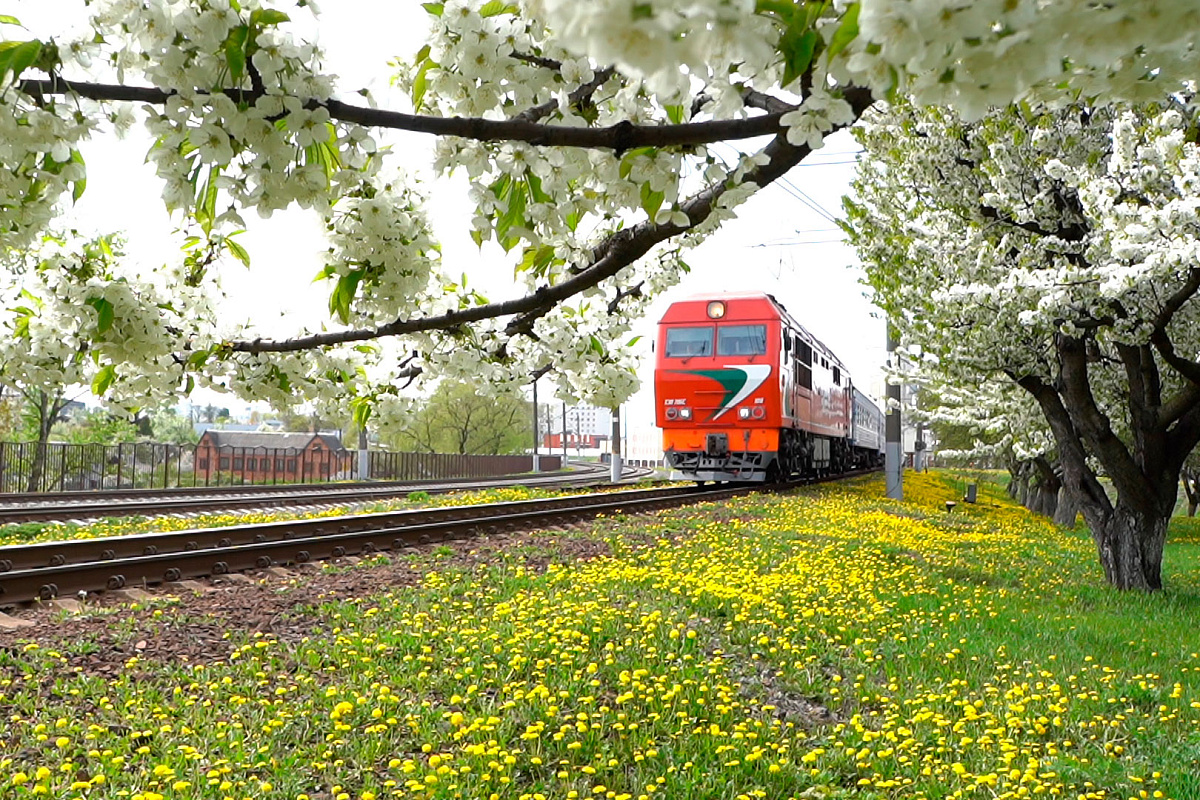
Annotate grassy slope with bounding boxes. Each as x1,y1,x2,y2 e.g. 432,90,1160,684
1,471,1198,800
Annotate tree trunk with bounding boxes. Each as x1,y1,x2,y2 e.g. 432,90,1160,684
1089,501,1169,591
26,393,55,493
1182,472,1199,517
1054,487,1080,528
1040,484,1059,519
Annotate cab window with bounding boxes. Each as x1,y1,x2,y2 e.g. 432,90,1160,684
717,325,767,356
664,326,714,357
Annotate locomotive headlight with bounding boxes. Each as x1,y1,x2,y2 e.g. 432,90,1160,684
706,301,726,319
678,407,692,420
738,407,751,420
751,406,766,420
665,407,678,420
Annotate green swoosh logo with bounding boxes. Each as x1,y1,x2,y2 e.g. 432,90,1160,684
670,365,771,421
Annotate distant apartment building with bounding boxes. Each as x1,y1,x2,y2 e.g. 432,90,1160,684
195,430,350,482
548,405,612,438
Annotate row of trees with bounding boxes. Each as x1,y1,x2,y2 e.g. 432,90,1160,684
0,380,532,457
3,1,1199,588
847,99,1200,590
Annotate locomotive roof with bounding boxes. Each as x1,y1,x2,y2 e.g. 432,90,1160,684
658,292,847,369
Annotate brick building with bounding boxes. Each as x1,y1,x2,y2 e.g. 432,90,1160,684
195,431,350,482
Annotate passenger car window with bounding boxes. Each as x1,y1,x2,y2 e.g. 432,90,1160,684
717,325,767,356
665,326,714,357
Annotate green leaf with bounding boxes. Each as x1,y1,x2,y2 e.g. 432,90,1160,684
421,2,444,15
412,56,433,113
194,166,220,235
494,175,528,253
329,270,364,324
0,15,22,25
69,149,86,202
754,0,795,19
516,244,557,275
223,24,250,85
478,0,517,17
825,2,860,61
525,173,551,204
224,237,251,267
253,9,290,25
91,364,117,396
626,335,643,347
619,146,658,179
85,297,115,334
781,28,819,87
664,104,685,125
351,397,372,431
0,38,42,83
186,349,210,369
640,182,664,222
589,335,605,356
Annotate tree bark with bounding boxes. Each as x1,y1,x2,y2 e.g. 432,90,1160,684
26,392,63,493
1182,471,1199,517
1090,501,1169,590
1054,487,1080,528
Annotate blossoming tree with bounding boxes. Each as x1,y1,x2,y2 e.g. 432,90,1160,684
847,99,1200,590
1,0,1198,435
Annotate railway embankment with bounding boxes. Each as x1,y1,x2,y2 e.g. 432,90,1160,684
2,471,1199,800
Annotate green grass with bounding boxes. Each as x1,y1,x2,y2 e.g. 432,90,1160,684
1,470,1198,799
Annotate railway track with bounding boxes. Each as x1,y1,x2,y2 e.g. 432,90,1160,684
0,469,874,608
0,461,645,524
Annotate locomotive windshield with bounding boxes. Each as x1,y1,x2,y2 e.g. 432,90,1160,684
717,325,767,356
664,326,714,357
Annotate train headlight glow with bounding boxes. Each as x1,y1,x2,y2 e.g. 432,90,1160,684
738,407,751,420
678,407,692,420
706,301,726,319
751,406,766,419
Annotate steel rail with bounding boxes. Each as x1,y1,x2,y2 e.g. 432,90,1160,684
0,484,694,574
0,463,639,524
0,482,748,605
0,469,876,607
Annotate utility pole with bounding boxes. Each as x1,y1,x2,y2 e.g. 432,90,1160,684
357,424,369,481
886,321,903,499
561,403,568,460
610,406,622,483
531,378,540,473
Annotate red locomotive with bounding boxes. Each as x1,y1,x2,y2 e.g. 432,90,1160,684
654,292,883,483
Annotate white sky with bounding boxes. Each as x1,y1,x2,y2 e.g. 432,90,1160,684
16,0,886,433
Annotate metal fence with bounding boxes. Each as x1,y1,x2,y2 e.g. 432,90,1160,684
0,440,561,494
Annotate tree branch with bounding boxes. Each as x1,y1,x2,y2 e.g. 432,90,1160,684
1057,334,1157,510
20,76,790,151
1013,371,1112,521
229,84,876,354
1151,265,1200,334
513,66,616,124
